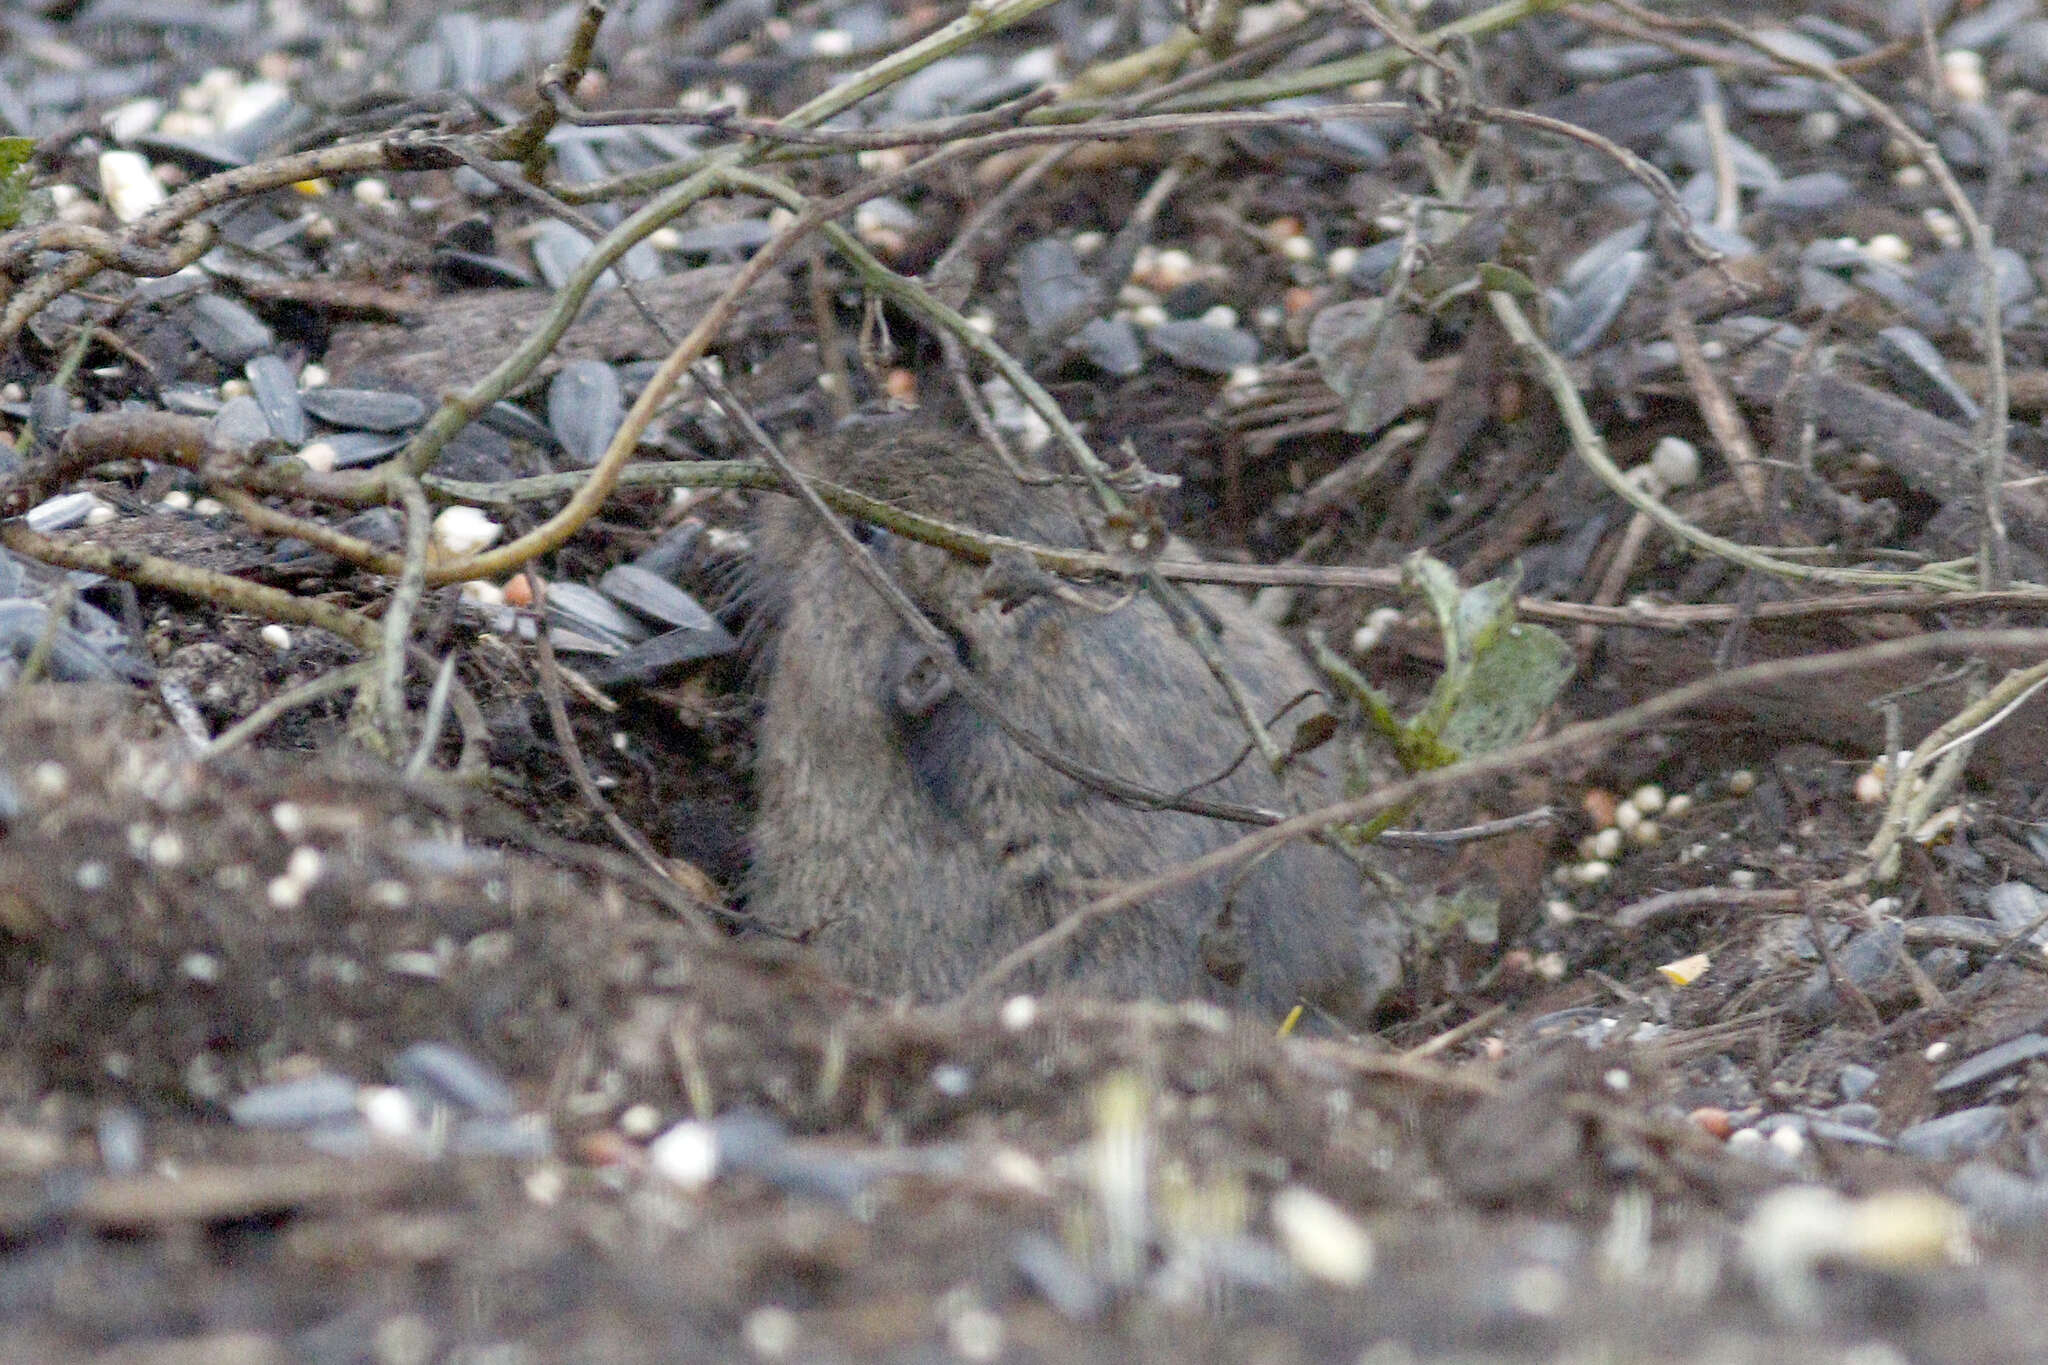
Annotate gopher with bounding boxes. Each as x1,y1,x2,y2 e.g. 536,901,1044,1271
747,418,1405,1022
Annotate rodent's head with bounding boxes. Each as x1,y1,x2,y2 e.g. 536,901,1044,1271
790,416,1089,549
749,417,1094,655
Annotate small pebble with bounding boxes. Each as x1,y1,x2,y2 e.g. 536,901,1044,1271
1325,245,1359,278
1690,1106,1734,1139
360,1086,425,1142
1575,860,1612,885
259,624,291,651
1349,607,1403,655
618,1103,662,1139
1589,827,1624,860
1271,1185,1374,1286
1865,233,1911,265
1649,438,1699,490
1921,208,1963,250
98,150,166,223
352,178,390,207
433,506,502,558
1727,769,1757,795
1942,49,1988,104
1278,235,1316,263
297,440,337,474
1630,784,1666,815
84,503,118,527
1663,793,1693,819
1799,109,1841,145
192,497,223,517
1150,248,1196,288
743,1306,798,1360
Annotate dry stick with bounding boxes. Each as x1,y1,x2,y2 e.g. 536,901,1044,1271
1665,301,1767,517
544,86,1060,148
1065,0,1562,116
0,523,382,651
404,653,460,781
1613,885,1811,932
1403,1002,1508,1060
215,488,404,575
698,361,1291,826
198,662,378,762
958,628,2048,1000
376,475,433,757
0,220,213,277
1475,104,1723,268
1372,806,1555,849
427,458,2048,625
1865,652,2048,874
417,645,489,780
1566,5,1914,78
526,574,691,887
1579,503,1656,659
486,0,605,167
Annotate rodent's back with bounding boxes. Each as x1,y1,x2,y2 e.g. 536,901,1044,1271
747,420,1403,1019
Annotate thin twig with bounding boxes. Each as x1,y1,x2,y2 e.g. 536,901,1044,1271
198,662,377,762
0,523,381,650
527,573,693,885
377,475,433,755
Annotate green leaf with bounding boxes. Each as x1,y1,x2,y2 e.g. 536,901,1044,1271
1477,262,1540,297
1437,617,1574,759
1305,297,1425,437
0,137,33,231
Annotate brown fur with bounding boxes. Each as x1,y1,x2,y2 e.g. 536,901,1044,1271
747,418,1405,1021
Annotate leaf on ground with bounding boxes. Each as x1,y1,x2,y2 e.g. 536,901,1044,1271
1306,297,1425,436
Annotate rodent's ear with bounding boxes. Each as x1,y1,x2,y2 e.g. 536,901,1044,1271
885,636,956,721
